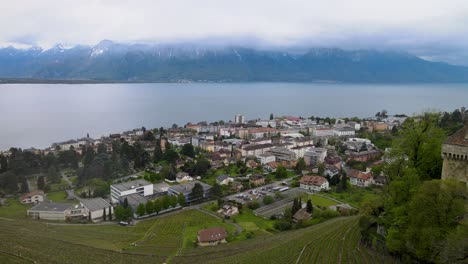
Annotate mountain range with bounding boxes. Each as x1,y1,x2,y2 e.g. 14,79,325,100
1,40,468,83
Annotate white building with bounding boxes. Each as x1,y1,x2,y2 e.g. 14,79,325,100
299,175,330,192
234,114,245,124
20,190,45,204
27,202,86,221
311,128,335,137
304,147,327,166
176,172,194,183
259,154,276,165
110,179,154,204
333,127,355,137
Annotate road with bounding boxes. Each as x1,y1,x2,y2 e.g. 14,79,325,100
61,171,74,189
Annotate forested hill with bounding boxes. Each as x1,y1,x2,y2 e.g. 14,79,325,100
1,41,468,83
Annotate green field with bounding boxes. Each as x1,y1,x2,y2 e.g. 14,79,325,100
325,186,382,207
46,191,73,203
300,194,340,207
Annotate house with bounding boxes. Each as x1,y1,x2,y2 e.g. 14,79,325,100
217,205,239,218
110,179,154,204
80,197,113,222
27,202,86,221
373,173,387,186
198,227,228,246
216,175,234,185
20,190,45,204
299,175,329,192
176,172,194,183
246,160,258,168
349,169,374,187
264,161,278,173
324,165,340,179
241,143,274,157
311,127,334,137
229,181,243,192
292,208,311,223
168,181,212,203
348,150,381,162
249,174,265,186
333,127,355,137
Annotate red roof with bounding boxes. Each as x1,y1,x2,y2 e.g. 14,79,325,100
20,190,44,201
348,169,373,181
198,227,227,243
299,175,328,186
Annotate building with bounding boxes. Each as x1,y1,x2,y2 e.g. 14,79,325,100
268,147,297,162
299,175,329,192
304,148,327,166
349,169,374,187
311,127,334,137
80,197,113,221
292,208,311,223
20,190,45,204
249,174,265,186
168,181,212,203
216,175,234,185
241,143,274,157
333,127,355,137
176,172,194,183
259,154,276,165
441,123,468,186
217,205,239,218
198,227,228,246
234,114,245,124
27,202,86,221
110,179,154,204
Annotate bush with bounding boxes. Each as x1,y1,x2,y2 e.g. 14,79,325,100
263,195,274,205
247,200,260,210
274,221,292,231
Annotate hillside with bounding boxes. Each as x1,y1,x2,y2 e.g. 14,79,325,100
0,207,395,264
1,41,468,83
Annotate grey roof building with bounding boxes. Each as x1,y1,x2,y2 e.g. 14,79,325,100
27,202,85,221
168,180,212,203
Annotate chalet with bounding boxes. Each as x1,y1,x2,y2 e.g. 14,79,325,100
349,169,374,187
292,208,311,223
197,227,228,246
20,190,45,204
216,175,234,185
176,172,193,183
299,175,329,192
249,174,265,186
217,205,239,218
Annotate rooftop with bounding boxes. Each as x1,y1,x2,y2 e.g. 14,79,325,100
80,197,111,212
300,175,328,186
29,202,78,212
111,179,152,192
198,227,227,243
444,123,468,147
169,181,212,195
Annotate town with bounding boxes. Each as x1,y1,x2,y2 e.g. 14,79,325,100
0,108,466,263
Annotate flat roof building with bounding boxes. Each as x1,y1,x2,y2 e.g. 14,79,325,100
110,179,153,204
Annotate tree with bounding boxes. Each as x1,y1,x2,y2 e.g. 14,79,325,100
37,176,45,191
162,195,171,209
318,163,325,176
20,177,29,193
163,149,179,164
97,143,107,154
137,203,146,216
181,143,195,158
275,165,287,179
108,206,112,221
340,173,348,191
103,208,107,221
123,197,129,208
295,158,306,174
47,166,61,184
291,198,301,217
153,139,163,162
153,199,162,214
306,199,313,214
193,158,210,176
270,113,274,120
211,183,223,199
190,183,204,202
145,200,154,214
115,205,132,221
0,155,7,173
263,195,274,205
177,193,186,207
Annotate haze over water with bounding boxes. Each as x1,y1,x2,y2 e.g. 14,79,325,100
1,82,467,150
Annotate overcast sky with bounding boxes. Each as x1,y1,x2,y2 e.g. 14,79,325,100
1,0,468,65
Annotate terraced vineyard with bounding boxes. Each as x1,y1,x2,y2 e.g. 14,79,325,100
0,209,394,264
174,216,395,264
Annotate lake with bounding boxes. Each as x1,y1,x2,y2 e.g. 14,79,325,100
1,82,468,150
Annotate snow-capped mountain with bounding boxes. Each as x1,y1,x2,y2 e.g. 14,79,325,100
1,41,468,82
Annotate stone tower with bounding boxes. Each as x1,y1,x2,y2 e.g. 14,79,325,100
441,121,468,186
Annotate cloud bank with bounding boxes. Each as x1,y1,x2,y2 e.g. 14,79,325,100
1,0,468,64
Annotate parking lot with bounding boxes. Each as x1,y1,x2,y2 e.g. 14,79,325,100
225,180,294,205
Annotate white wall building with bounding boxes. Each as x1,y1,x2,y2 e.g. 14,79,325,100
234,114,245,124
299,175,330,192
110,179,154,204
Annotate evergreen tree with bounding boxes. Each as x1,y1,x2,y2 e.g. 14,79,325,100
108,206,112,221
306,199,313,214
295,158,306,174
340,173,348,191
190,183,204,202
270,113,274,120
211,183,223,199
0,154,7,173
20,177,29,193
145,200,154,214
37,176,45,191
123,197,129,208
153,199,162,214
153,139,163,162
103,208,107,221
177,193,186,207
181,143,195,158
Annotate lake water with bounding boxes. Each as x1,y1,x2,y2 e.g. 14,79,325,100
1,82,468,150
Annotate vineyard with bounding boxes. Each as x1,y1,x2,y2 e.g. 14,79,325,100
0,208,395,264
173,216,395,264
